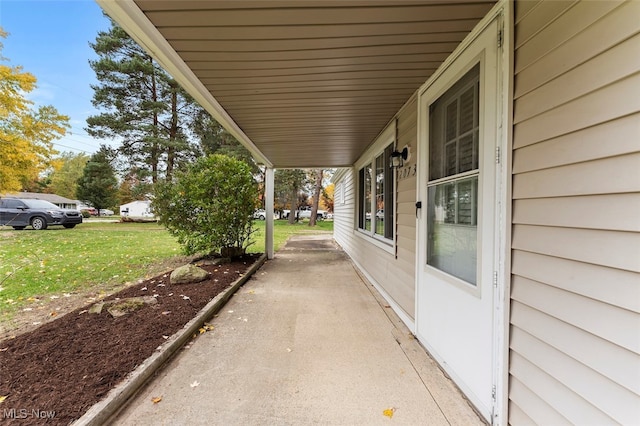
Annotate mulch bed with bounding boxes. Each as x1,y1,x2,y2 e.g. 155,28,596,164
0,255,259,425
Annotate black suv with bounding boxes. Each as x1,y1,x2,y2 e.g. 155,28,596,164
0,198,83,230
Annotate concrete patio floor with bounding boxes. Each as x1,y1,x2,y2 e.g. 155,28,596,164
111,234,484,425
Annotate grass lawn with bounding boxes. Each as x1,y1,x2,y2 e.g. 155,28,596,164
0,219,333,315
249,218,333,254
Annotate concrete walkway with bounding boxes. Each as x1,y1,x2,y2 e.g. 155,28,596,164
112,234,483,425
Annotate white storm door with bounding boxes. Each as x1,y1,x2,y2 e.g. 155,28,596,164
416,17,500,421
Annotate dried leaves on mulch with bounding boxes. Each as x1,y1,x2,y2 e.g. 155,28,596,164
0,255,259,425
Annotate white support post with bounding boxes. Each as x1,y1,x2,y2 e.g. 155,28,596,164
265,167,275,259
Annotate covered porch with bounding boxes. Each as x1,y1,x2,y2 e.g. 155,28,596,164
96,0,498,260
110,234,485,424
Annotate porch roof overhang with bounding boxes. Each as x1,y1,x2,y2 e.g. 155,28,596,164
97,0,496,169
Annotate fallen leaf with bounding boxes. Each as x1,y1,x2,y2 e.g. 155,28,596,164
383,407,396,418
0,395,6,404
162,335,169,339
151,396,162,404
190,380,200,388
49,311,57,317
0,348,7,352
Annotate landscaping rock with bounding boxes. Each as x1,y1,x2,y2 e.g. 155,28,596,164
170,264,210,285
88,302,105,315
106,296,157,318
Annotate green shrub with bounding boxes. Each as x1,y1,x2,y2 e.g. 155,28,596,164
80,210,91,218
152,154,259,257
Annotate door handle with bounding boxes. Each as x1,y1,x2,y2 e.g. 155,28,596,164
415,201,422,218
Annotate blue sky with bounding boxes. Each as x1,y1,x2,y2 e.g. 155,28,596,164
0,0,113,155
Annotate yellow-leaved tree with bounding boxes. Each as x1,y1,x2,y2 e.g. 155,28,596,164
0,28,69,193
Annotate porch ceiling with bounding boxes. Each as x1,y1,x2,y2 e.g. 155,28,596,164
102,1,496,168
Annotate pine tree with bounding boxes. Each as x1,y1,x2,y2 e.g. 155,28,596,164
76,145,118,214
86,20,196,183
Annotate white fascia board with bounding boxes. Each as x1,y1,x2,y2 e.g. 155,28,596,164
96,0,272,168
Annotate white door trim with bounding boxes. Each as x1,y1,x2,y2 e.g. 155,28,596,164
494,2,514,424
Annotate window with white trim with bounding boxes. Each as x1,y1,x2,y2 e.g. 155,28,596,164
358,143,395,240
427,64,479,285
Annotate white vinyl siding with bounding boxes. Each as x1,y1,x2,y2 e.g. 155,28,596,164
334,98,418,323
509,1,640,424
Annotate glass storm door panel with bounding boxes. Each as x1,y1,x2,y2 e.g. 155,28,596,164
416,17,501,421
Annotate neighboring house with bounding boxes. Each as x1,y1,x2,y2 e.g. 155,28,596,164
120,200,153,218
99,1,639,424
1,192,78,210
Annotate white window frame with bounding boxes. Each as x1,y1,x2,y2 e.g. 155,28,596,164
355,121,396,253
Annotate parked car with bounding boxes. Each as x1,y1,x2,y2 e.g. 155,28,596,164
99,209,114,216
282,206,327,220
253,209,267,220
0,198,83,230
365,210,384,220
81,207,98,216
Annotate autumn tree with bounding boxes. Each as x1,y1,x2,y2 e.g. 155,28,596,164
86,20,197,184
322,183,335,213
118,167,152,204
76,145,118,213
48,152,90,199
0,28,69,193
